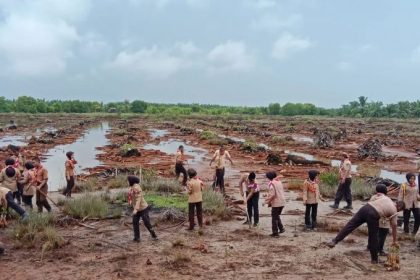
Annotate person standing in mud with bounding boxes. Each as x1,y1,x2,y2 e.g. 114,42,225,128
127,175,157,242
33,157,52,213
13,150,25,204
327,184,405,264
398,173,420,235
175,145,188,186
209,145,233,195
19,162,36,209
330,153,353,210
187,168,204,231
0,158,21,204
265,171,285,237
303,170,321,231
239,172,260,227
63,151,77,198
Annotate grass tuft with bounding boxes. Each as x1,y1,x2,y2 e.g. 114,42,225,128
63,194,109,219
202,189,231,220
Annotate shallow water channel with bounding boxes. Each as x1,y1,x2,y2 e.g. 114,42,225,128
144,139,207,165
43,122,110,191
285,150,406,182
0,135,27,148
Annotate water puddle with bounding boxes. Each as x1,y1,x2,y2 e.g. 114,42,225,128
149,129,169,139
291,135,314,143
144,139,207,164
285,150,316,161
0,135,27,148
35,126,58,137
43,122,110,191
286,150,406,182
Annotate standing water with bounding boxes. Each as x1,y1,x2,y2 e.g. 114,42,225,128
144,139,207,165
43,122,110,191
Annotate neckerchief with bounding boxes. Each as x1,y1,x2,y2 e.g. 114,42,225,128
307,180,317,193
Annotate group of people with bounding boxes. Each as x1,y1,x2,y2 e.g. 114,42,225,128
0,150,78,219
1,143,419,265
171,146,420,264
0,156,51,221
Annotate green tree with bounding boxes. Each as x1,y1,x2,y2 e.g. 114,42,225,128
131,100,148,113
268,103,281,115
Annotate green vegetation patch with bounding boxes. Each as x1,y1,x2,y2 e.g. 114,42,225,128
145,193,188,211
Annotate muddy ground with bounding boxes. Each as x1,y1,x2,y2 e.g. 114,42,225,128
0,114,419,279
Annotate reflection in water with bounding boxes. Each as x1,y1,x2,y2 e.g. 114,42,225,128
292,135,314,143
43,122,110,191
285,150,406,182
144,140,207,164
149,129,169,138
0,135,27,147
285,150,315,161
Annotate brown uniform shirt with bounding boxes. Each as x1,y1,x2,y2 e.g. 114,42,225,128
0,186,11,209
398,183,420,209
368,195,398,227
20,170,36,196
267,179,285,207
0,167,20,192
188,178,203,203
303,179,320,205
131,184,148,212
65,159,76,178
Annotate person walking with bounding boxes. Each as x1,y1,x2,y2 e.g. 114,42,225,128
209,145,233,194
127,175,157,242
398,172,420,235
265,171,285,237
175,145,188,186
327,184,405,264
330,153,353,210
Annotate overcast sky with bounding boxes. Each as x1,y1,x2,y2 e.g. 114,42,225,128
0,0,419,107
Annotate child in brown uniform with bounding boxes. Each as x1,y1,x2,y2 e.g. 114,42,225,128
33,157,51,213
63,151,77,198
187,168,204,231
398,172,420,235
303,170,321,231
19,162,36,209
0,158,21,203
327,184,405,264
127,175,157,242
265,171,286,237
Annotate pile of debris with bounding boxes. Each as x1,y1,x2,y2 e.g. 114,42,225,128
314,130,334,148
240,141,267,153
180,127,194,135
119,144,140,157
266,151,283,165
357,138,384,160
333,128,347,141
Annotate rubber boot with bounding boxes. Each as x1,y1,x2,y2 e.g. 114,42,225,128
150,230,158,240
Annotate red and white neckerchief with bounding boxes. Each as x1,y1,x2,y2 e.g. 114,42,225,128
307,180,317,193
13,158,20,169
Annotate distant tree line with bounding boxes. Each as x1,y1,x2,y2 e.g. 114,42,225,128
0,95,419,118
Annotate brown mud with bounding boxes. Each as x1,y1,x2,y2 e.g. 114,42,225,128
0,115,419,279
